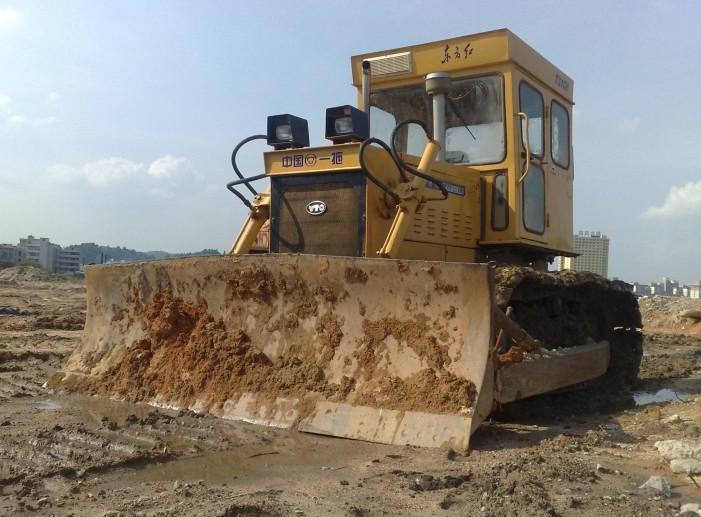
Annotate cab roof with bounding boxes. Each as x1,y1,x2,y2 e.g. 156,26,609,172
350,28,573,103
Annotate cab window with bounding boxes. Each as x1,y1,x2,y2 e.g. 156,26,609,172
523,164,545,234
444,74,505,165
370,84,431,156
370,74,506,164
518,82,544,157
551,101,570,168
492,173,508,230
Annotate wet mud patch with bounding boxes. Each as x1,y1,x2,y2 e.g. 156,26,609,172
344,266,368,284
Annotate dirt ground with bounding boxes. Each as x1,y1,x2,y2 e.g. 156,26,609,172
1,267,700,516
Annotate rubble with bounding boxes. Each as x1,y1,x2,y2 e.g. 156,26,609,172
639,475,672,497
679,503,701,516
655,440,701,461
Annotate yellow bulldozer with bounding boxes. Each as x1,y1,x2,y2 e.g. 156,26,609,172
49,29,642,450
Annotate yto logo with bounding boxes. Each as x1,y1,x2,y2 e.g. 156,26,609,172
306,200,327,216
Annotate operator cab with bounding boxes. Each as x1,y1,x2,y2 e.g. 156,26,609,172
352,28,574,262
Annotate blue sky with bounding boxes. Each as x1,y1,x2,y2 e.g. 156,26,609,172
0,0,699,283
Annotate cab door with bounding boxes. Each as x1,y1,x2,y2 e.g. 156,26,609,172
518,80,548,243
546,98,574,252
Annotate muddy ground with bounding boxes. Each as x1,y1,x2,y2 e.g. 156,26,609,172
0,267,700,516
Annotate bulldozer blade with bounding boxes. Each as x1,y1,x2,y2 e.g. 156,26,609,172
48,255,496,450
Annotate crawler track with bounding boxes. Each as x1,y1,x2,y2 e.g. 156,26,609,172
495,267,643,391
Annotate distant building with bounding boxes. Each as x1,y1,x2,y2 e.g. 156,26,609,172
54,249,81,274
555,256,574,271
0,244,23,267
631,278,700,299
18,236,54,268
555,231,610,277
17,235,81,273
632,283,652,296
689,283,700,300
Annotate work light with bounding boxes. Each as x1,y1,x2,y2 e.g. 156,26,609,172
267,114,309,150
325,105,369,144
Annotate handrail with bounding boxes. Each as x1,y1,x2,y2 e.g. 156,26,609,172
517,112,531,185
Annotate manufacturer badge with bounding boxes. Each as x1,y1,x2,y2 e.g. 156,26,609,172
306,200,327,216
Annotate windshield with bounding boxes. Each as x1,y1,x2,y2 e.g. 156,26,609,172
370,74,505,165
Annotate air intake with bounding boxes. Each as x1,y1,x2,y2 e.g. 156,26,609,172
366,51,412,77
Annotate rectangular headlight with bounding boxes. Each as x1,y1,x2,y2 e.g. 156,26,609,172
267,114,309,150
325,105,368,144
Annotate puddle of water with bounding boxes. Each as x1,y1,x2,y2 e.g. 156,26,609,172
107,432,383,487
633,388,686,406
633,378,701,406
34,399,62,410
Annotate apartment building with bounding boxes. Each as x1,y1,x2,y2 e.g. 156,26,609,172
555,231,610,278
0,244,23,267
16,236,81,273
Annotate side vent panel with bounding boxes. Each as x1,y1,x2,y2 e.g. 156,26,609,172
366,52,412,77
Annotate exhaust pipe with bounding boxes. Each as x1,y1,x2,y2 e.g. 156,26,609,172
361,60,371,132
425,72,451,161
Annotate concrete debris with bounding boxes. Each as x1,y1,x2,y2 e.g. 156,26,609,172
664,414,683,424
679,503,701,516
655,440,701,461
670,458,701,475
638,476,672,497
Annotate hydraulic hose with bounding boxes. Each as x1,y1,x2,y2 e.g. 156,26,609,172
390,120,448,199
226,173,268,210
231,134,267,196
358,138,402,204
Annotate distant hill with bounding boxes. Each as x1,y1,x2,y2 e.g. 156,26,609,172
65,243,221,265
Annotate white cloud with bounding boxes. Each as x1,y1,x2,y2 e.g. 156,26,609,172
619,116,641,133
643,180,701,219
7,114,57,127
147,154,192,178
0,8,20,29
46,155,194,187
83,158,146,185
0,92,59,127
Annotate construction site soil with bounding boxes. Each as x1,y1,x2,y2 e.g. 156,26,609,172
1,266,700,516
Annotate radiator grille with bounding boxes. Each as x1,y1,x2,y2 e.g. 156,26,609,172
271,173,364,256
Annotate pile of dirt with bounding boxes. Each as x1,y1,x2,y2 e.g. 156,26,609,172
639,333,701,383
0,266,60,284
639,296,701,334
